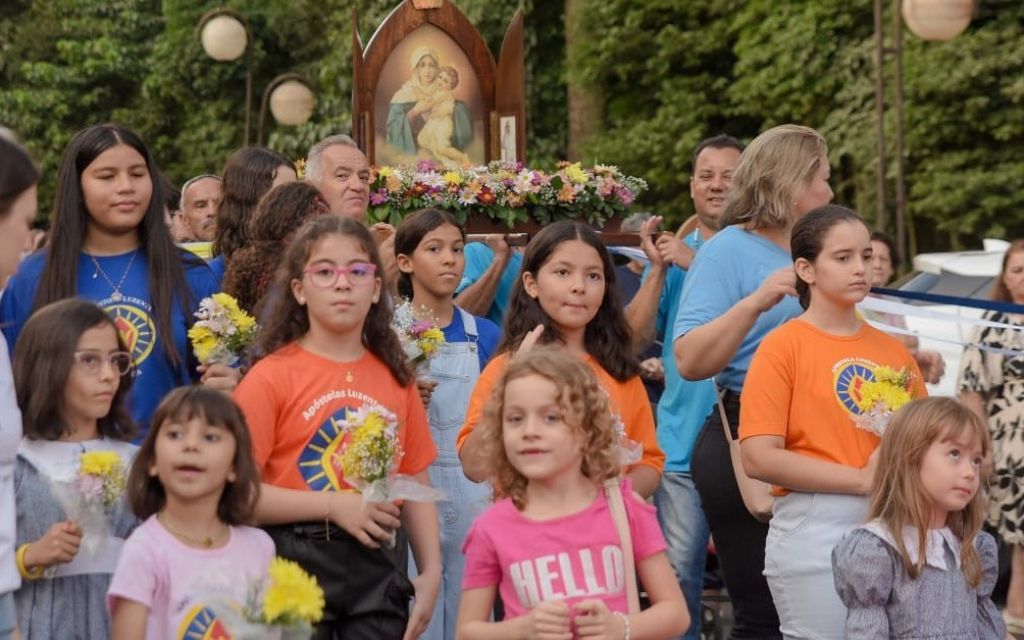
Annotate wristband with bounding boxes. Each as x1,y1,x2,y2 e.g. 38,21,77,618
613,611,630,640
16,544,44,580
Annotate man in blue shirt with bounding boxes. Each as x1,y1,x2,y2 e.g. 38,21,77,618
630,134,744,640
454,234,522,325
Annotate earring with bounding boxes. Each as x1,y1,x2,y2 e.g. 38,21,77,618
227,471,237,483
149,466,158,477
298,296,306,305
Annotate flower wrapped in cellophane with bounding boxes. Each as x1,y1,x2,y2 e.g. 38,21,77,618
392,300,445,372
333,405,445,548
207,557,325,639
611,413,643,466
188,293,259,366
49,451,126,557
853,366,915,437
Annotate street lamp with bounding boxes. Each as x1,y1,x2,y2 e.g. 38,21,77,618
258,74,316,145
197,9,316,146
873,0,973,267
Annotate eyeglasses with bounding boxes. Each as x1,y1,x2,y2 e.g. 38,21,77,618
303,261,377,288
73,350,134,376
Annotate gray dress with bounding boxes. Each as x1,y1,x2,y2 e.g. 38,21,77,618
13,440,138,640
832,527,1004,639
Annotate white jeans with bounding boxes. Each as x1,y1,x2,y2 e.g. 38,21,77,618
764,492,868,640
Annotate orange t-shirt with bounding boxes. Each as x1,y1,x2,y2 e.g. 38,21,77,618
455,351,665,473
739,319,926,496
234,343,436,491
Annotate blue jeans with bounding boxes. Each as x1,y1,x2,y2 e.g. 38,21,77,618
0,591,14,640
655,472,709,640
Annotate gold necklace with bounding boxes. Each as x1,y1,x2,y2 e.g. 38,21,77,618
157,511,228,548
89,250,138,302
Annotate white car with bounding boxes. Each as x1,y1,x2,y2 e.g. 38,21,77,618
895,239,1007,397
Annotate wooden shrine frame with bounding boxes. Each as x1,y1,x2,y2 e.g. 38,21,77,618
352,0,526,166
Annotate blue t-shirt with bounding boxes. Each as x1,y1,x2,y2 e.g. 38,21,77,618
442,307,501,370
455,243,523,326
647,233,716,473
0,250,219,431
672,226,802,393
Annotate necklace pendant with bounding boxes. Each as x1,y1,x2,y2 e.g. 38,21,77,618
346,371,354,383
110,291,123,302
202,537,213,548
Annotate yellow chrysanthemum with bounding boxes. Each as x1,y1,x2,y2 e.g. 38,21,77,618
419,327,444,357
377,166,394,178
856,381,912,414
263,558,325,625
564,163,588,185
80,451,121,477
442,171,463,186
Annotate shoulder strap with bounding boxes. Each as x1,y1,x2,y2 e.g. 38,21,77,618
604,478,640,614
457,306,479,339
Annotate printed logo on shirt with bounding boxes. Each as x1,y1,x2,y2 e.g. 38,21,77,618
509,546,625,609
102,302,156,366
833,357,881,416
298,405,359,491
177,604,232,640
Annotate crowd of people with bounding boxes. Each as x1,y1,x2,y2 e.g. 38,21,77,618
0,120,1020,640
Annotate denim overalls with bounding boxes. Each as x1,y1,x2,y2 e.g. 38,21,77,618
415,308,491,640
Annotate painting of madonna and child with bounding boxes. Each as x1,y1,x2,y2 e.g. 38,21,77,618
375,24,487,168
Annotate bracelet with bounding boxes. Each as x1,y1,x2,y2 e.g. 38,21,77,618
613,611,630,640
16,544,44,580
324,492,332,542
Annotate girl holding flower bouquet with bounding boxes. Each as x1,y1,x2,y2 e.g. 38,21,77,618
394,208,500,640
457,348,688,639
738,205,926,639
108,386,273,639
11,299,138,639
234,215,442,639
457,220,665,498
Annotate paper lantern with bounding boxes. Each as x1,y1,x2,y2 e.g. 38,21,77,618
200,13,248,62
269,80,316,126
902,0,974,41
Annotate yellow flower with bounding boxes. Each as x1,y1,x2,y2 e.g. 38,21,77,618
857,381,912,414
419,327,444,357
80,451,121,477
377,166,394,178
188,328,219,363
442,171,463,186
262,558,325,625
564,163,588,185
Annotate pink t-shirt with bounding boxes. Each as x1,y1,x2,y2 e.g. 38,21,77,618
107,515,275,640
461,478,665,618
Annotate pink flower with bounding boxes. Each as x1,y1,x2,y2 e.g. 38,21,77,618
618,188,635,206
416,159,438,173
75,474,104,501
369,189,389,206
409,319,433,335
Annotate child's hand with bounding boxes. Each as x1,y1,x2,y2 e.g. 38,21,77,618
403,565,440,640
198,362,241,392
521,600,572,639
416,378,438,407
572,600,626,639
25,520,82,569
517,324,545,355
331,492,402,549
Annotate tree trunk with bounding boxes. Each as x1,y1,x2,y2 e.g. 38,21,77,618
565,0,602,161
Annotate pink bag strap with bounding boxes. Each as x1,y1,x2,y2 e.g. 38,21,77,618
604,478,640,614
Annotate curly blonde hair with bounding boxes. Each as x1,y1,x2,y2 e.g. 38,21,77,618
478,348,622,510
870,397,991,587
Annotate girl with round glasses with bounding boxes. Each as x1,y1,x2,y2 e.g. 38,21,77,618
234,215,442,638
11,299,138,639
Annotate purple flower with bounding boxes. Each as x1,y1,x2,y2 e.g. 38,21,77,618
618,188,635,206
75,474,104,501
416,159,437,173
369,189,389,206
409,319,433,335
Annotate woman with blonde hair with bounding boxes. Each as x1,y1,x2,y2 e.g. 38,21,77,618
672,124,833,638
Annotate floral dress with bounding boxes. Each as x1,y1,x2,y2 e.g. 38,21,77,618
958,310,1024,544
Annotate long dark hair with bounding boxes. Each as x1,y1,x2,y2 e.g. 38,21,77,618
32,124,199,366
394,208,464,300
222,182,328,314
0,134,39,219
791,204,865,309
214,146,292,260
499,221,639,381
127,386,260,525
254,216,413,386
14,299,135,441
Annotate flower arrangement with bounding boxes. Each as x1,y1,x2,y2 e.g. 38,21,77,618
50,451,126,557
334,405,445,547
853,366,915,436
209,557,325,639
366,160,648,228
188,293,259,366
392,300,445,371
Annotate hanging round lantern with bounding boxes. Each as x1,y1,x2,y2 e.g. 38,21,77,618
199,12,248,61
269,79,316,126
902,0,974,41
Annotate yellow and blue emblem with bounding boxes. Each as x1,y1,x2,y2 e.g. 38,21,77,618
177,604,231,640
298,407,357,491
833,359,877,416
